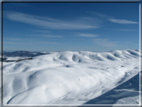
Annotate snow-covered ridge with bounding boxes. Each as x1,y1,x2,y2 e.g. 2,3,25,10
2,49,141,105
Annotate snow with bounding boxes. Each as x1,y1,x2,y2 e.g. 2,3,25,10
5,57,29,60
1,49,141,105
82,71,141,106
115,96,139,104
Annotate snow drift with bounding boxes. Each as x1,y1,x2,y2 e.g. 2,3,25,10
1,49,141,105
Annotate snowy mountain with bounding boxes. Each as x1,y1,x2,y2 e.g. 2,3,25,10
1,49,141,105
3,51,49,57
2,51,52,62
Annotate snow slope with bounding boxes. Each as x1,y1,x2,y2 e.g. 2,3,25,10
1,49,141,105
82,72,141,105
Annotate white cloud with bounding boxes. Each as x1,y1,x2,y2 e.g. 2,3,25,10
5,38,21,41
34,41,60,44
39,35,63,38
4,40,60,45
114,29,137,31
93,39,117,47
87,11,138,24
109,18,138,24
6,12,98,30
33,30,50,33
78,33,98,37
86,11,110,19
3,41,20,44
30,34,62,38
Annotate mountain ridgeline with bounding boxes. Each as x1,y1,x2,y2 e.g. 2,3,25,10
3,51,49,57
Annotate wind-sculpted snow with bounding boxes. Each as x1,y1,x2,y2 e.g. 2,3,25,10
82,72,141,105
2,49,141,105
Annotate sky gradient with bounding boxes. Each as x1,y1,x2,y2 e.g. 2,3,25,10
3,3,139,52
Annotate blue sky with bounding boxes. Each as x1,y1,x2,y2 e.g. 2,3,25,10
3,3,139,52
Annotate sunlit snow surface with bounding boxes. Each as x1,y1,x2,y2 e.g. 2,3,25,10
2,49,141,105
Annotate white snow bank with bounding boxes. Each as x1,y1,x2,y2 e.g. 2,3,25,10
1,49,141,105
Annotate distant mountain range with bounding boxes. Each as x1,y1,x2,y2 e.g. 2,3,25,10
3,51,50,57
3,50,140,57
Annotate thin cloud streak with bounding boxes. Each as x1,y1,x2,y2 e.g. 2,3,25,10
30,34,63,38
87,11,138,24
114,29,138,31
33,30,51,33
4,40,60,45
109,18,138,24
93,39,117,47
78,33,98,37
86,11,110,19
40,35,63,38
6,12,98,30
5,38,21,41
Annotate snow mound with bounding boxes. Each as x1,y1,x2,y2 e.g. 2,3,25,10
2,49,141,105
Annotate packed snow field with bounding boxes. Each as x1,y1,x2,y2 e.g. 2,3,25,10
1,49,141,105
